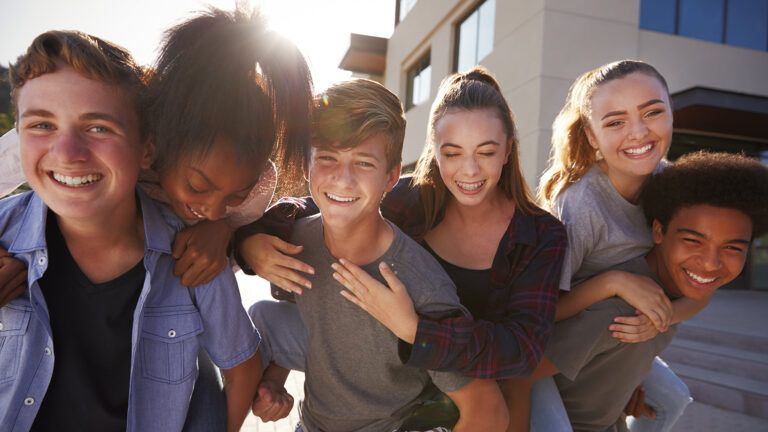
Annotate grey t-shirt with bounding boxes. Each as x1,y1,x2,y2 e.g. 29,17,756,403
551,165,658,291
291,215,472,432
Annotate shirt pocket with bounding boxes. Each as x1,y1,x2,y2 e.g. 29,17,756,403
140,306,203,384
0,304,32,385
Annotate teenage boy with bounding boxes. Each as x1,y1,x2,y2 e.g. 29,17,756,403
243,79,508,431
0,31,260,431
536,151,768,432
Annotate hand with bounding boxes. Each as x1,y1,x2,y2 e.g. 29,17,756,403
239,233,314,294
0,250,27,307
624,385,656,419
609,310,660,343
612,273,673,332
333,259,418,344
251,379,294,422
173,219,232,287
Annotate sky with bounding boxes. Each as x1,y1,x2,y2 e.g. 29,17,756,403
0,0,394,92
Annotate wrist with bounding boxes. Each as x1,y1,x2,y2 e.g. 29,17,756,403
399,313,418,344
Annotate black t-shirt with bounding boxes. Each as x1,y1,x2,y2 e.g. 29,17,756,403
31,213,144,432
423,242,492,318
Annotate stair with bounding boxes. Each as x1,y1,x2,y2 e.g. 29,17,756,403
661,321,768,419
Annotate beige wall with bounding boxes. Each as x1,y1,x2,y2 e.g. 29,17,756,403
385,0,768,185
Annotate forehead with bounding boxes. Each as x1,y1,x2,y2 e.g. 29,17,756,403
435,108,506,141
667,205,753,240
312,133,389,159
17,66,137,123
589,73,668,111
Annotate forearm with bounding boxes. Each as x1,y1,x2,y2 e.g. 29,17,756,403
555,271,624,321
222,354,262,432
671,296,709,324
449,379,509,432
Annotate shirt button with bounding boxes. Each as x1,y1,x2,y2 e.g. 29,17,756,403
44,347,52,355
168,330,176,338
37,255,47,266
24,397,35,406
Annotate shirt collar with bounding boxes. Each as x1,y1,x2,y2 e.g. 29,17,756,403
9,192,48,253
505,209,538,251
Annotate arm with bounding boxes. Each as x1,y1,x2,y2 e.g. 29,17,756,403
0,246,27,306
221,354,261,432
250,363,294,422
556,270,673,331
609,295,709,343
446,378,509,432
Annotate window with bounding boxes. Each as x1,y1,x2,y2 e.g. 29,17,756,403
397,0,418,24
639,0,768,51
455,0,496,72
406,53,431,110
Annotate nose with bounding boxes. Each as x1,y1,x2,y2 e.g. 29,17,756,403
51,129,89,163
628,120,649,141
461,156,480,177
200,196,226,221
699,247,722,272
332,162,355,187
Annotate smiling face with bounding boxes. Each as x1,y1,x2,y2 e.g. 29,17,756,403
586,72,672,182
650,205,752,301
308,133,400,231
17,66,149,223
433,108,510,207
159,137,263,222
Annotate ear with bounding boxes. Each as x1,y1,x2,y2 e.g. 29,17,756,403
384,163,401,192
584,126,599,150
141,139,155,170
651,219,664,245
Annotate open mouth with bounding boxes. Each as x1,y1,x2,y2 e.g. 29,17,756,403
622,143,654,156
455,180,486,192
185,204,206,219
52,172,102,187
684,268,717,285
324,192,359,204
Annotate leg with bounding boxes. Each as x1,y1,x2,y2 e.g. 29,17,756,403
183,349,227,432
529,377,572,432
627,357,691,432
248,300,308,371
499,357,561,432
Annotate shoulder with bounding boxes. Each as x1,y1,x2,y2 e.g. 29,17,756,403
0,191,39,243
529,210,568,247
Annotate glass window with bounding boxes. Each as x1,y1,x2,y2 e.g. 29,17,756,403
398,0,418,24
639,0,677,33
726,0,768,50
455,0,496,72
406,53,431,110
679,0,725,43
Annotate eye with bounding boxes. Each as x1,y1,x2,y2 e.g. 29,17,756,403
28,122,54,131
442,153,460,158
186,181,207,194
88,125,113,134
724,245,746,253
682,238,701,245
644,109,664,119
356,161,375,168
478,152,497,157
605,120,625,128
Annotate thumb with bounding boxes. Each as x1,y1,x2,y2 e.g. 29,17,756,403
172,231,190,259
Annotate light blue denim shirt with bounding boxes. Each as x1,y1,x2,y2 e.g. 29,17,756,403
0,189,260,432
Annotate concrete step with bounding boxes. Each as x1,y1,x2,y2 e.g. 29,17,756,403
674,321,768,353
662,338,768,382
667,361,768,419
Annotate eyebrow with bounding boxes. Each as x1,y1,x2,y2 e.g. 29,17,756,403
21,109,127,129
676,228,751,245
601,99,666,120
20,109,54,119
440,140,501,149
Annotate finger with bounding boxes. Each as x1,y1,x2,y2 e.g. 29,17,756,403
332,262,368,295
274,252,315,276
0,284,26,307
272,263,312,289
276,393,294,419
332,270,357,295
180,262,208,288
266,274,304,295
378,262,405,293
338,259,377,288
272,238,305,256
340,289,368,311
613,315,644,326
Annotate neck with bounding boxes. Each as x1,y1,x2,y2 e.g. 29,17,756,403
445,187,513,226
599,162,648,204
645,248,681,298
323,213,394,265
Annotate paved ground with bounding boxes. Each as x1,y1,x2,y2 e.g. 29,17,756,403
236,273,768,431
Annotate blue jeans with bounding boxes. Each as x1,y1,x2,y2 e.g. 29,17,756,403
627,357,692,432
530,377,573,432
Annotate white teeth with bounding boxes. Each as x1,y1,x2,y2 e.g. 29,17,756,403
52,172,101,187
186,205,205,219
685,269,716,284
624,144,653,155
456,180,485,191
325,192,358,203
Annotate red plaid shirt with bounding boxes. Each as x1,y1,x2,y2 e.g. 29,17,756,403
235,177,567,378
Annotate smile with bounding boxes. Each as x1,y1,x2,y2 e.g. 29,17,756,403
623,143,653,156
186,204,205,219
52,172,102,187
325,192,359,203
455,180,485,191
684,269,717,284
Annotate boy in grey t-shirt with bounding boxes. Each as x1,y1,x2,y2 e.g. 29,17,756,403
246,79,508,431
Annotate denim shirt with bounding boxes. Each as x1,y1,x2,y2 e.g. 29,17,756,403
0,189,260,432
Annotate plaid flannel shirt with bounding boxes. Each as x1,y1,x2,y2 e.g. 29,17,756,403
235,177,567,378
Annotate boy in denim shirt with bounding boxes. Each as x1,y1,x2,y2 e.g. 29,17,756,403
0,31,260,432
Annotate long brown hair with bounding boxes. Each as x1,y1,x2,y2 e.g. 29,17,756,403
537,60,669,209
412,66,539,238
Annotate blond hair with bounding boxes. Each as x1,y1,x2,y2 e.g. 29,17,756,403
537,60,669,209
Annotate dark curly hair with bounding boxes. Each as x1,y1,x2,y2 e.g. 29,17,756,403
642,151,768,238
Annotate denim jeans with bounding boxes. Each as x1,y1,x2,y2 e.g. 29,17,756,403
530,377,573,432
627,357,692,432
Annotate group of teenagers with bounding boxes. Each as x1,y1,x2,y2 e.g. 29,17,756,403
0,5,766,432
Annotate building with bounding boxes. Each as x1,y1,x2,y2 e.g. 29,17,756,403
339,0,768,290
